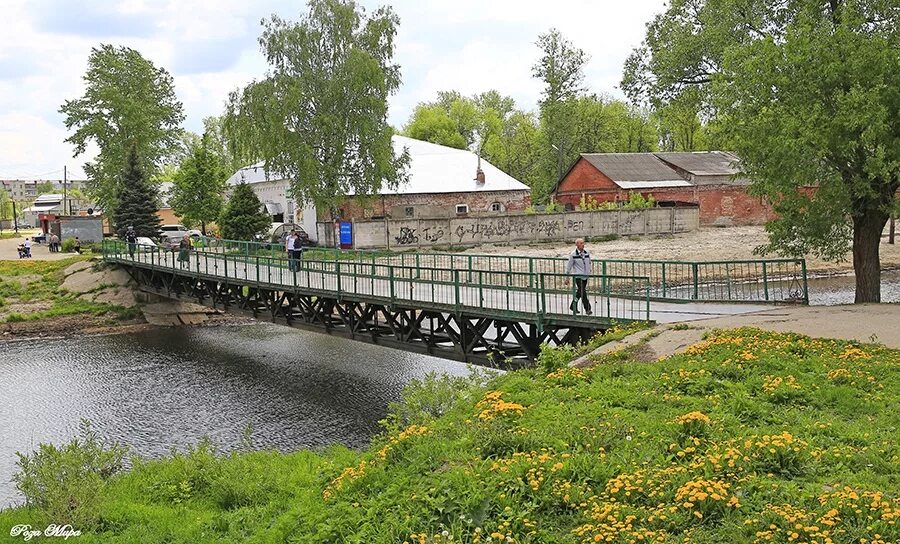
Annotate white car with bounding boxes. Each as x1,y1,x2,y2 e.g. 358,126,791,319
135,237,158,251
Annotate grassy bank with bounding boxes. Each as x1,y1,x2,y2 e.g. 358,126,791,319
1,327,898,543
0,258,140,324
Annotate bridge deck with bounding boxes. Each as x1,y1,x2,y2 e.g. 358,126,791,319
107,247,651,327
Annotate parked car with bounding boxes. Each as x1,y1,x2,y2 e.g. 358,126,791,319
158,224,188,240
159,232,187,251
263,223,314,248
31,232,47,244
135,237,158,251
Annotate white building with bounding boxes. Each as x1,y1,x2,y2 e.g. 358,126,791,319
225,136,531,242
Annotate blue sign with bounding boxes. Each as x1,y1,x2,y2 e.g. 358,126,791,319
339,221,353,247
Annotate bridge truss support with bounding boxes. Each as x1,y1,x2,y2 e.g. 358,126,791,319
127,266,606,368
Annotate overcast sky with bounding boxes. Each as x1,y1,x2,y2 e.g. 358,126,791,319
0,0,666,181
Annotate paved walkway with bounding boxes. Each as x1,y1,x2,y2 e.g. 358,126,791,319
576,303,900,366
0,232,79,261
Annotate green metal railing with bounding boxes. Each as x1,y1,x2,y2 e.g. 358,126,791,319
102,240,652,324
194,237,809,304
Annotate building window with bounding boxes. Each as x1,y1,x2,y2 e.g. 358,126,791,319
456,204,469,215
404,206,414,217
490,202,503,212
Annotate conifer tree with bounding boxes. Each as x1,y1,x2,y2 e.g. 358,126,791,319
114,146,162,238
219,182,271,241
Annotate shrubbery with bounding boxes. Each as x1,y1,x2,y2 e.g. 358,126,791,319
13,420,127,529
2,328,897,543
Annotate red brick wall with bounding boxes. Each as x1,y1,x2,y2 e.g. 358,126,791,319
326,190,531,220
557,185,773,226
557,158,619,195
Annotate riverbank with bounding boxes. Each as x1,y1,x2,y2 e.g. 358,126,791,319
0,257,243,343
0,326,896,542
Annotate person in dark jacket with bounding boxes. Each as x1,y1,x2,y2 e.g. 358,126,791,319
125,227,138,258
564,238,592,315
177,235,192,267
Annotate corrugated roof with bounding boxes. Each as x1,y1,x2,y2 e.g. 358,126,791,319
580,153,687,183
24,203,60,212
616,180,691,189
226,136,529,195
653,151,741,176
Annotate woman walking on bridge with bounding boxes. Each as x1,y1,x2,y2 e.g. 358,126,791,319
564,238,593,316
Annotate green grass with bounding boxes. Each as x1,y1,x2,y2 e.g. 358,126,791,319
0,257,136,323
1,327,897,543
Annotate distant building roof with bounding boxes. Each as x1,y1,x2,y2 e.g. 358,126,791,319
579,153,690,186
653,151,742,177
34,193,64,203
226,136,529,196
24,203,61,213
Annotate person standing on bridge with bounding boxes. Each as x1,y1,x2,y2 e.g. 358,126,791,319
177,234,192,267
125,226,138,259
564,238,592,316
285,230,298,271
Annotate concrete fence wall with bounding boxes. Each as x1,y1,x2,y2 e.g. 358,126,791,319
318,207,699,250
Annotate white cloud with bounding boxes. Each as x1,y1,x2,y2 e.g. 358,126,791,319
0,0,667,179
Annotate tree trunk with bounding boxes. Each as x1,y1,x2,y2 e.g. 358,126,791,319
201,221,207,236
851,209,888,303
890,214,895,244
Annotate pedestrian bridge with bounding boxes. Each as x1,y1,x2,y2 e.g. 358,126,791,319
102,240,807,367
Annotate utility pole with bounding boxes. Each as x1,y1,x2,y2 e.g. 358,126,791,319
63,165,68,216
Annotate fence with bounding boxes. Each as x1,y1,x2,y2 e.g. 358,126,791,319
194,237,808,304
102,240,652,323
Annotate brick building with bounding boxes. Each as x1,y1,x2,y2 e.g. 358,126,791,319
554,151,774,226
226,136,531,241
334,136,530,220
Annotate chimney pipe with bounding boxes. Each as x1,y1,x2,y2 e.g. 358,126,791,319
474,155,485,185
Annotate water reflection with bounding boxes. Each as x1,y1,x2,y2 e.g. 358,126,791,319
0,324,470,508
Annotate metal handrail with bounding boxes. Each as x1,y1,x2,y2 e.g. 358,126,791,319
191,235,808,305
102,240,652,322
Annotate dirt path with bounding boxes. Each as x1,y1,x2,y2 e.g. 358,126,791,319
468,226,900,275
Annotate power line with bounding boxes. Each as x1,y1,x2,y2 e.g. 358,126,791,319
0,168,66,180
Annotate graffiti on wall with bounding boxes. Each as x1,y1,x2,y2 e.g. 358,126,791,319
451,217,580,243
394,227,419,245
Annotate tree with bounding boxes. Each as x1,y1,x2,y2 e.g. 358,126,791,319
404,103,468,149
114,146,162,238
532,29,589,203
60,44,184,216
219,182,271,241
224,0,409,217
624,0,900,302
170,133,228,234
35,181,56,195
0,189,12,229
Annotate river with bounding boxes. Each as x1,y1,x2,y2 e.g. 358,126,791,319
1,271,897,509
0,324,470,508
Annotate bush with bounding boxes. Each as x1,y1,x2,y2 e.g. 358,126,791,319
61,238,76,252
381,369,495,431
13,420,127,528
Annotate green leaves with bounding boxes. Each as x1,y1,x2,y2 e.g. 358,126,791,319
218,182,271,241
627,0,900,301
225,0,408,216
60,45,184,214
170,133,228,232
